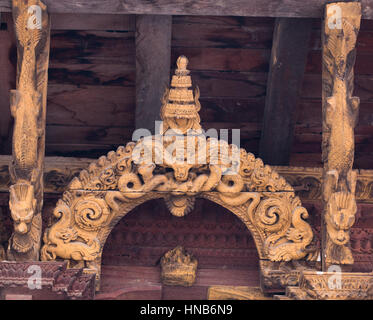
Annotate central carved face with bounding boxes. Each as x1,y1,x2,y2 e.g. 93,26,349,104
171,163,193,181
326,192,356,245
9,183,36,235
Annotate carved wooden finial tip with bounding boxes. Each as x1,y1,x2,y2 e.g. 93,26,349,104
176,55,188,70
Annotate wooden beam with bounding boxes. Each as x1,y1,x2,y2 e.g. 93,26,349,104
259,18,312,165
0,0,372,19
135,15,171,133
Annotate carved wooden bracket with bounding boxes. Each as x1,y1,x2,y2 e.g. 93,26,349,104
7,0,50,261
322,2,361,268
0,261,95,299
41,56,318,287
276,270,373,300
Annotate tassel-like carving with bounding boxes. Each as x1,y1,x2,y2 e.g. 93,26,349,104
8,0,50,261
322,2,361,267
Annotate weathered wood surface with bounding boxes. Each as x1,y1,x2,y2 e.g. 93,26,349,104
135,15,171,132
0,0,372,20
7,0,50,261
0,15,373,168
259,18,312,165
321,2,361,268
51,13,135,31
1,12,135,31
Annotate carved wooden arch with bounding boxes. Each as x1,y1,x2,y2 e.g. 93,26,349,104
41,56,317,284
41,141,317,279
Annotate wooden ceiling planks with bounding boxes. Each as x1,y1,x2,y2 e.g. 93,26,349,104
46,20,136,157
0,12,372,167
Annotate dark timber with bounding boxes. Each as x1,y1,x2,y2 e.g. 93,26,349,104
259,18,313,165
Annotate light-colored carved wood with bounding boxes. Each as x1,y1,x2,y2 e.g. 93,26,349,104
259,259,320,294
8,0,50,261
4,157,373,203
208,286,272,300
279,270,373,300
322,2,361,268
41,57,317,288
161,56,201,134
160,246,198,286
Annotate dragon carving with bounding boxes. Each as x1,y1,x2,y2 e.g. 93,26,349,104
7,183,41,260
322,4,361,266
8,0,49,260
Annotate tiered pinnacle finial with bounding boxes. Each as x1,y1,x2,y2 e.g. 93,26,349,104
160,56,202,134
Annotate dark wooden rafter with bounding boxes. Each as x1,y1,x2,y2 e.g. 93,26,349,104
259,18,312,165
135,15,172,133
0,0,372,19
0,12,15,154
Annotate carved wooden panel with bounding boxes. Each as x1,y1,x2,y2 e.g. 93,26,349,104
321,2,361,268
41,56,317,289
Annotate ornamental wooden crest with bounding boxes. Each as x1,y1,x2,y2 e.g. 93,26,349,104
41,56,317,283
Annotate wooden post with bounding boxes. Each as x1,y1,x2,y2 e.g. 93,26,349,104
259,17,312,165
321,2,361,270
0,0,372,20
135,14,172,134
7,0,50,261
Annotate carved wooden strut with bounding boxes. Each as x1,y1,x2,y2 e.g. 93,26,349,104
8,0,50,261
322,2,361,268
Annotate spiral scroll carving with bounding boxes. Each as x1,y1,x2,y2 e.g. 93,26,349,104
74,196,111,232
254,197,291,234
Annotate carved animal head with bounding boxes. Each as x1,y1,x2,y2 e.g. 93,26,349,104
326,19,357,77
170,163,193,182
9,183,36,235
326,192,356,246
164,195,195,217
286,227,307,243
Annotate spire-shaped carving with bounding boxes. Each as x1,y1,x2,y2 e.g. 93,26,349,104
160,56,202,134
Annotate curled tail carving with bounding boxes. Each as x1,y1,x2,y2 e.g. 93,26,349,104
267,206,314,261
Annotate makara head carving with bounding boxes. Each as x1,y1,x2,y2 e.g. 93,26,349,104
325,191,356,245
9,182,36,235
